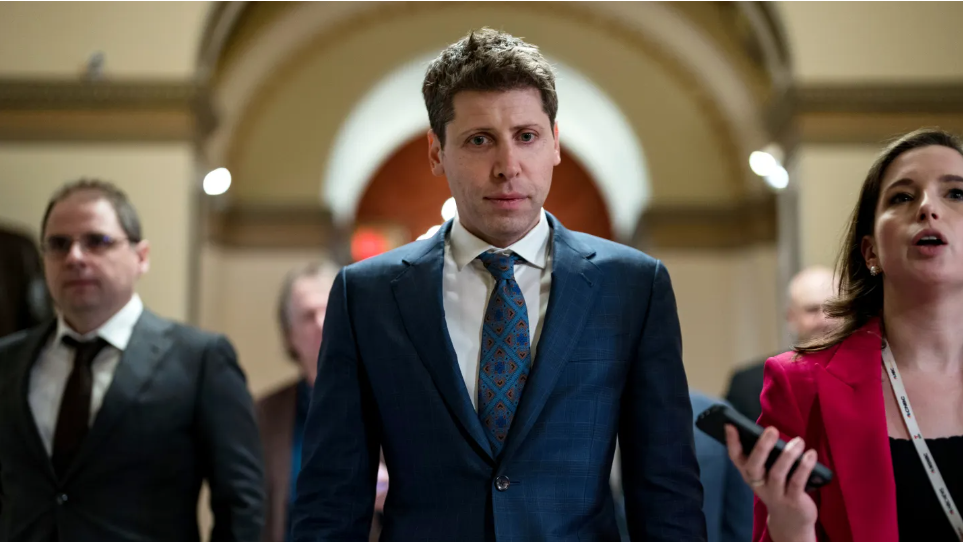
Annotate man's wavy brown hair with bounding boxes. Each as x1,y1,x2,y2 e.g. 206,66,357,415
422,27,558,148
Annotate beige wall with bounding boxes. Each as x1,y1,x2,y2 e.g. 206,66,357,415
794,145,879,269
198,244,326,398
655,247,781,398
0,1,211,77
219,3,743,209
0,143,196,323
776,1,963,82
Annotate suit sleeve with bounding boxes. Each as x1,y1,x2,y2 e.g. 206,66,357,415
620,261,707,541
752,359,808,542
722,443,755,542
291,269,381,542
198,336,267,542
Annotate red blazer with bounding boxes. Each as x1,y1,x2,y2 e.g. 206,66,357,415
754,318,898,542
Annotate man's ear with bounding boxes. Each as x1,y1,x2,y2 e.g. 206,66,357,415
428,129,445,177
135,239,150,275
552,122,561,166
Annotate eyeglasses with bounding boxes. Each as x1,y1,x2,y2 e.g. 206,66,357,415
42,233,132,257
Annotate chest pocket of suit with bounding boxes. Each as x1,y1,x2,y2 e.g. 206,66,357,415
553,330,630,402
113,379,196,465
566,328,630,363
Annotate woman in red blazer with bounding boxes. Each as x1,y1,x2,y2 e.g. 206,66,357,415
726,128,963,542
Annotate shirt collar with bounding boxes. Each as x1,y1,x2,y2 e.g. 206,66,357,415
55,293,144,351
449,208,551,271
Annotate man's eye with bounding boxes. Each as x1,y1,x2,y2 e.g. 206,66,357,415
84,234,112,248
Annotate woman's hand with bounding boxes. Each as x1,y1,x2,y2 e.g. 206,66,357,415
725,424,819,542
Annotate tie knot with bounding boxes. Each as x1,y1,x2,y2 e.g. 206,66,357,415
62,335,109,368
478,251,521,281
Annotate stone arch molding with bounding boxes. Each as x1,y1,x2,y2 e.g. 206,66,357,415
203,2,781,237
323,54,649,241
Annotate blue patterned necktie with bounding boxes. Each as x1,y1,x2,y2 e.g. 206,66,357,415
476,251,532,456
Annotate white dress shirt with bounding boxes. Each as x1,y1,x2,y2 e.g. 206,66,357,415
443,209,553,412
28,293,144,456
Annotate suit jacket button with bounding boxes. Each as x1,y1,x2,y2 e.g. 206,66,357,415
56,494,68,505
494,475,510,491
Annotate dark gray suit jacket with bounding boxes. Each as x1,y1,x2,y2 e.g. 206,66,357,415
0,309,266,542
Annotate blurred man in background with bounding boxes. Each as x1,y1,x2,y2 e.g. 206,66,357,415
0,179,264,542
258,261,387,542
724,265,836,422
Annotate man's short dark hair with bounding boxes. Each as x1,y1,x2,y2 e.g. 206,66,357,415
41,179,142,242
422,27,558,147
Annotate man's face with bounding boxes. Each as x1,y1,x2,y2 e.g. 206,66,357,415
285,274,334,386
429,88,560,248
42,192,148,327
787,269,836,343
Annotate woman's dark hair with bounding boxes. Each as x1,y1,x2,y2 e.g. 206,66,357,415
797,128,963,353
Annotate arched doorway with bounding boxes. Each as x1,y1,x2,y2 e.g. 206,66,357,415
355,135,612,249
197,2,793,399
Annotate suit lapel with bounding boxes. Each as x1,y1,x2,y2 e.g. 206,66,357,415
391,223,494,462
499,219,599,465
7,321,57,481
63,310,172,482
817,321,898,542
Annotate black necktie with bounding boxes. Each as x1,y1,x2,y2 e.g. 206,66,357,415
52,335,108,478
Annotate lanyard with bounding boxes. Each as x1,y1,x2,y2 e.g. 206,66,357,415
882,342,963,539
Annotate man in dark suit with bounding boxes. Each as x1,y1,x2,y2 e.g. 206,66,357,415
291,28,705,542
724,265,835,422
0,179,265,542
0,225,53,338
257,261,387,542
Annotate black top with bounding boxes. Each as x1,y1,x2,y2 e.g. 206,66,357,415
891,435,963,541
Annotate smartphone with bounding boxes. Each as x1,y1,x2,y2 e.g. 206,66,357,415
695,404,833,490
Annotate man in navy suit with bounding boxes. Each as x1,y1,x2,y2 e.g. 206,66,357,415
291,28,706,542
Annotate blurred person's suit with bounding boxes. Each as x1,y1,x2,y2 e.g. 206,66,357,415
0,307,265,542
689,391,754,542
724,361,766,423
259,383,303,542
724,266,836,423
614,391,754,542
0,226,52,339
257,382,383,542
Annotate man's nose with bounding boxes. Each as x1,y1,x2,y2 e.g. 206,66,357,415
64,241,87,264
493,145,521,180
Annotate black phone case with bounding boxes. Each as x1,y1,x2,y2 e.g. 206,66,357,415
695,404,833,490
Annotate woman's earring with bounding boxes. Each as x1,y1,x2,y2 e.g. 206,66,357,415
869,265,880,276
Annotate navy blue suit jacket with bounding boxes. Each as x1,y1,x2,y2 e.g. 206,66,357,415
291,214,706,542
